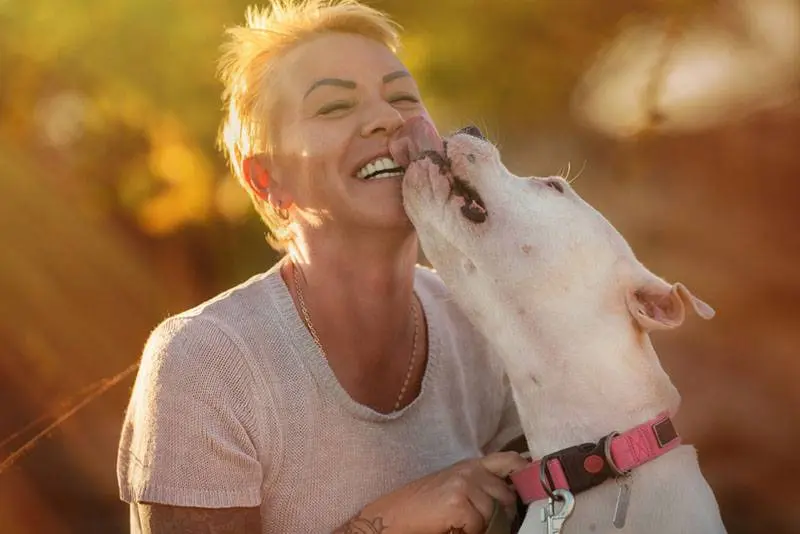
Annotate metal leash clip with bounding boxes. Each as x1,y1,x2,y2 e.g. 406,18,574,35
537,452,575,533
539,489,575,534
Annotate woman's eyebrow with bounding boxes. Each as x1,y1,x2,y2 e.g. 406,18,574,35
303,70,412,100
383,70,410,84
304,78,357,99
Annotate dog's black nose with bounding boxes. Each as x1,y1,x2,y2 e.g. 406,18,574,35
456,125,486,141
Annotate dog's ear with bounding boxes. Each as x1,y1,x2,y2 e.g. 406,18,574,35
626,277,715,331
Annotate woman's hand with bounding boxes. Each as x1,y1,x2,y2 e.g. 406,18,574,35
335,451,527,534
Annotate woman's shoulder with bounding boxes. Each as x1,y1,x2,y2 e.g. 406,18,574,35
139,314,250,389
143,265,287,371
182,266,282,324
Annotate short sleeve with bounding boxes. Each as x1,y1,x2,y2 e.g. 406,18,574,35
117,315,264,508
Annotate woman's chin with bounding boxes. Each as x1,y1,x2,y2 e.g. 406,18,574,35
335,177,414,231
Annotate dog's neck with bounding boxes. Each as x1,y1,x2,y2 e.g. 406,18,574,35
484,304,681,456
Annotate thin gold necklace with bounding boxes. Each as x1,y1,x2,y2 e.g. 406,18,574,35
292,263,419,412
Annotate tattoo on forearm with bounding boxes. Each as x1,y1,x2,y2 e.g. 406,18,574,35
330,513,467,534
332,514,386,533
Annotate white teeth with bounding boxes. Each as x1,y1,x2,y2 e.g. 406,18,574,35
357,157,403,180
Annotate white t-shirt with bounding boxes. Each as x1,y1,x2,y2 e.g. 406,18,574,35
117,260,522,533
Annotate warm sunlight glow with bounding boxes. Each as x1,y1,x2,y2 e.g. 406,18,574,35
572,0,800,137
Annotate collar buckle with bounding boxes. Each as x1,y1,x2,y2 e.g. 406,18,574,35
540,432,623,495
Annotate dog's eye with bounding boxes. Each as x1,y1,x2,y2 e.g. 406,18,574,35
545,178,565,194
456,125,486,141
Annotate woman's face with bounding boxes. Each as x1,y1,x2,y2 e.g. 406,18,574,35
268,32,434,233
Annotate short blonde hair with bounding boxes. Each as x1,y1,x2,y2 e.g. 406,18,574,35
217,0,401,250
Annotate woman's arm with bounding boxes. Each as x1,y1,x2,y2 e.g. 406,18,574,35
329,451,527,534
119,318,266,531
132,452,525,534
135,503,261,534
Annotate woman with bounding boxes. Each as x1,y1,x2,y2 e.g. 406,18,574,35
117,1,527,532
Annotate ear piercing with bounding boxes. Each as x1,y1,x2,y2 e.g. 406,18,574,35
274,199,290,221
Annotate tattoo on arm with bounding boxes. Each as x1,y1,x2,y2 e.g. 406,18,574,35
137,503,261,534
332,514,387,533
330,514,468,534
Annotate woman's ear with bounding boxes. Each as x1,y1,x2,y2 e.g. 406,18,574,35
242,155,294,211
242,156,271,200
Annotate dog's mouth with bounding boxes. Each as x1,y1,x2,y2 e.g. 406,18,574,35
390,119,488,224
422,142,488,223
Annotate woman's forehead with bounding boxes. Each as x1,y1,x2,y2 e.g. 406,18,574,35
279,33,410,93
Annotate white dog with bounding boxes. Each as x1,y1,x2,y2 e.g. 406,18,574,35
391,119,727,534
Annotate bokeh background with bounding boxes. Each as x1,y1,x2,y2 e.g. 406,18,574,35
1,0,798,532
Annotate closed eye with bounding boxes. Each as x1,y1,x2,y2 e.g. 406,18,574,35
317,100,354,115
456,125,487,141
545,178,564,193
389,94,420,105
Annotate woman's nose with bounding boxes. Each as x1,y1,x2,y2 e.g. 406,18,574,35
359,102,404,138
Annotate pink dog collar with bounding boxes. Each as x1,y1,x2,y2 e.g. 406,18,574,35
510,412,681,504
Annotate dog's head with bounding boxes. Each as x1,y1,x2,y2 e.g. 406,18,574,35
394,119,714,341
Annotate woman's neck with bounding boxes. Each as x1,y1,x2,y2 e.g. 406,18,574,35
281,228,428,412
284,228,420,363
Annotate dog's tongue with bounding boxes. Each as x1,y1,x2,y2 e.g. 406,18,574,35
389,115,444,169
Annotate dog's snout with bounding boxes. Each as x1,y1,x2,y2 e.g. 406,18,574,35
419,149,451,174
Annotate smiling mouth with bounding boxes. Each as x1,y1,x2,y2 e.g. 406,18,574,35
416,142,488,223
356,156,405,181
